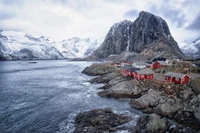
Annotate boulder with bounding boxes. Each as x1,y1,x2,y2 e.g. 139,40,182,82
131,114,171,133
74,108,132,133
98,79,148,99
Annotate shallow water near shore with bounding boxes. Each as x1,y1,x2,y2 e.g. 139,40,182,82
0,60,140,133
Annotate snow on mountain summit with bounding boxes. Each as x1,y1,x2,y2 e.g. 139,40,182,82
0,30,99,60
180,38,200,58
57,37,99,58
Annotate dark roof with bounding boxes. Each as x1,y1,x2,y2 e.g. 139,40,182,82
152,58,166,62
135,69,154,75
145,62,152,64
165,72,189,78
156,61,168,65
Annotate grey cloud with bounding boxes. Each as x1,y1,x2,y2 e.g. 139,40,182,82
187,12,200,31
124,9,138,18
150,2,187,28
1,0,25,5
0,10,16,20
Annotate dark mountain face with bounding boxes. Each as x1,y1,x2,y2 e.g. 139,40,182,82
93,20,132,59
93,11,184,60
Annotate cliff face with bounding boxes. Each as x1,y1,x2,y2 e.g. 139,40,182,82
93,11,184,60
93,20,132,59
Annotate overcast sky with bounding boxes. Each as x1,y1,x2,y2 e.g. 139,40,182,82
0,0,200,45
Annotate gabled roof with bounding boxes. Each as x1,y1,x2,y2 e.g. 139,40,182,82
165,72,189,78
123,66,140,71
135,69,154,75
155,61,168,65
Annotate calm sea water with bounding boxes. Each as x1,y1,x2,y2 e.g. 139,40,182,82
0,60,140,133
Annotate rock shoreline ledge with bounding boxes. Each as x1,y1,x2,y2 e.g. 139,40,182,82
76,63,200,133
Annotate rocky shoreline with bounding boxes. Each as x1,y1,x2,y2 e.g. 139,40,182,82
75,63,200,133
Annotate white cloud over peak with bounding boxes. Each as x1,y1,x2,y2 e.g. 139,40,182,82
0,0,200,45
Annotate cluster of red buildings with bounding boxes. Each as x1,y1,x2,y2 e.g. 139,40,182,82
120,61,190,84
165,72,190,84
121,66,154,80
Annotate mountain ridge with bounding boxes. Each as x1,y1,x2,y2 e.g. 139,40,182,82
0,30,99,60
180,38,200,58
93,11,184,61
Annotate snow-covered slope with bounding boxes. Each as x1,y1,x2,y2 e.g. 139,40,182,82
56,37,99,58
180,38,200,58
0,31,99,60
0,31,64,60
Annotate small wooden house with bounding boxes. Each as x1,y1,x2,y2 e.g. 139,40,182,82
152,61,168,69
165,72,190,84
121,66,139,77
134,69,154,80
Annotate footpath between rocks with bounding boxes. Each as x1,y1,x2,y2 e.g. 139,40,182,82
74,63,200,133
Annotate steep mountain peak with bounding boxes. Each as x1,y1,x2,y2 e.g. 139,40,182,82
93,11,184,60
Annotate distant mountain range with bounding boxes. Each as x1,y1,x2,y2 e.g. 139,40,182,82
93,11,184,61
1,11,199,61
180,38,200,58
0,31,99,60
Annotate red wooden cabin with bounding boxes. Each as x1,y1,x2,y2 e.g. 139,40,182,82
152,61,168,69
165,72,190,84
121,66,139,77
134,69,154,80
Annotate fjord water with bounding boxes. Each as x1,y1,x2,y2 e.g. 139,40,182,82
0,60,140,133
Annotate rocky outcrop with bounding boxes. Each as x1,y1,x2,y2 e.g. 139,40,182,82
98,78,149,99
93,11,184,60
131,114,171,133
131,114,199,133
82,63,116,76
89,70,121,84
74,108,132,133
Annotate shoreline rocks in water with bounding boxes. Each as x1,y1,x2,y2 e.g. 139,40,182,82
81,63,200,132
74,108,132,133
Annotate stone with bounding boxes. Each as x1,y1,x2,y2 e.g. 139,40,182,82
74,108,132,133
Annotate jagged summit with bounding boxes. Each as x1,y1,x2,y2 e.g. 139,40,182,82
93,11,184,60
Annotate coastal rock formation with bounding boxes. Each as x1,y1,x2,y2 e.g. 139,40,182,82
82,63,116,76
74,108,132,133
83,63,200,131
93,11,184,60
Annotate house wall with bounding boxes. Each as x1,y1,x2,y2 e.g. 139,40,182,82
147,74,154,79
182,75,190,84
165,75,190,84
152,62,160,69
175,77,181,84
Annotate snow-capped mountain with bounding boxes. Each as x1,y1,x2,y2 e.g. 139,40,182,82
0,31,99,60
180,38,200,58
54,37,99,58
